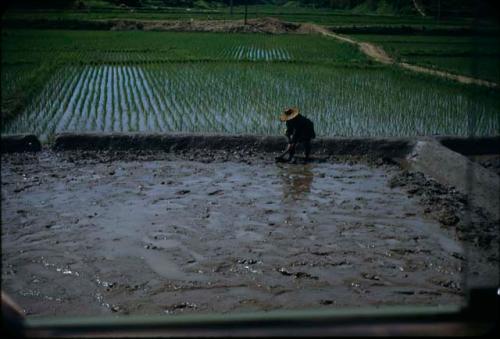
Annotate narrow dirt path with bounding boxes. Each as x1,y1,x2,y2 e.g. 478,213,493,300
311,26,393,64
358,42,393,64
399,62,498,87
314,25,498,88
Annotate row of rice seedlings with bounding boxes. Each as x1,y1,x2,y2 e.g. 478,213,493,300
0,65,33,99
4,66,77,138
141,65,173,131
219,46,292,61
70,66,95,129
112,66,122,131
127,66,147,131
168,65,226,132
65,66,98,132
129,67,150,130
87,66,104,131
3,62,498,139
46,66,88,136
119,67,139,131
82,66,100,131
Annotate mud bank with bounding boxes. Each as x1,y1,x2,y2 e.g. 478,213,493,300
51,133,414,159
1,134,41,153
436,136,500,156
1,146,498,318
2,17,316,34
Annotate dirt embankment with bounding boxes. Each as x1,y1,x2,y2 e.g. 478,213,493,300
111,17,303,34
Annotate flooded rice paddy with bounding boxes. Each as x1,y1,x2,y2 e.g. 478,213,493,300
222,46,292,61
1,151,473,317
3,63,499,141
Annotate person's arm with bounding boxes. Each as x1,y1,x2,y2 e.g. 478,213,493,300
276,122,295,161
287,120,302,145
276,144,292,160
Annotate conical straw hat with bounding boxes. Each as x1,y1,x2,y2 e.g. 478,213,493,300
279,107,299,122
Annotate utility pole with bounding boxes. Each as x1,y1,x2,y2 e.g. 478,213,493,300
244,0,248,25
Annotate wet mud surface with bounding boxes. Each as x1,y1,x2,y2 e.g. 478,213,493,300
468,154,500,177
2,150,498,318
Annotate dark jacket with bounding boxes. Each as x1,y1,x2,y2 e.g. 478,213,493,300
286,114,316,144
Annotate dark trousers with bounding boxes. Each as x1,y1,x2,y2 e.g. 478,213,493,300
288,140,311,160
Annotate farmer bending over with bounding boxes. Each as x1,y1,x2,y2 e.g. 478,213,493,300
275,107,316,163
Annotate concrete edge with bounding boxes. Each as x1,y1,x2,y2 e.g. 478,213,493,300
406,140,500,221
0,134,42,153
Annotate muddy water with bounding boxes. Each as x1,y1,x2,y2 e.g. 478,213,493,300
2,152,468,317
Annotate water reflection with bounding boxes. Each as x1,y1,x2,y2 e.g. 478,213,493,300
279,164,314,201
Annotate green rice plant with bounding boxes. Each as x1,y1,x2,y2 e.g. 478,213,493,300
128,66,148,131
105,66,114,132
134,67,161,131
82,66,98,131
88,66,105,131
117,65,131,131
142,65,169,132
113,66,124,132
69,66,97,131
41,66,86,138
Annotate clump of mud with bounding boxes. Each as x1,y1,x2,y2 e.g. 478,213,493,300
110,17,323,34
389,170,499,252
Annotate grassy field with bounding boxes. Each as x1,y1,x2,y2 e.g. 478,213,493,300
2,29,499,140
349,34,500,83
